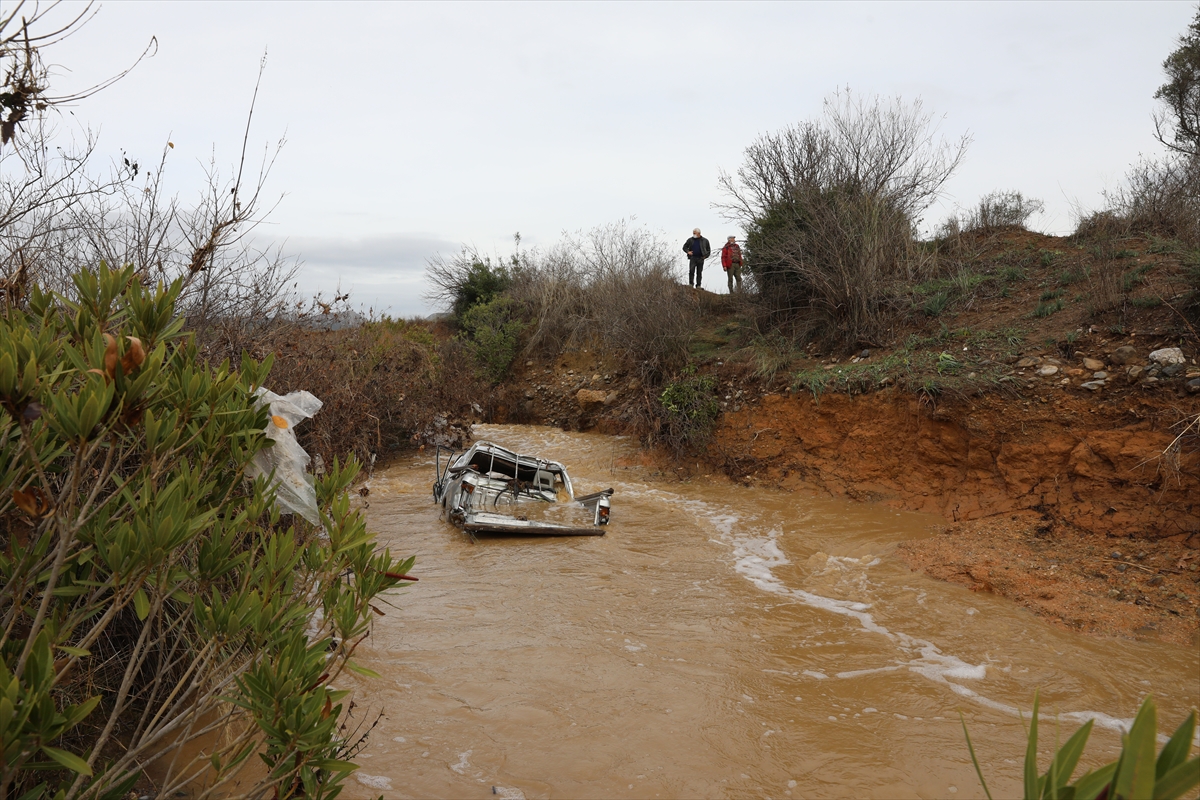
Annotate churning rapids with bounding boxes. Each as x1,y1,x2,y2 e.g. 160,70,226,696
341,425,1200,800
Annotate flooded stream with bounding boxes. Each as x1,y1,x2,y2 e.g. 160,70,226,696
344,424,1200,799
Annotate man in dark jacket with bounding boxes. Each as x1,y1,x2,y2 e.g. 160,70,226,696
683,228,711,288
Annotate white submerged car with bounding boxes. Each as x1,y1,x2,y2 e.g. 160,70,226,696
433,441,612,536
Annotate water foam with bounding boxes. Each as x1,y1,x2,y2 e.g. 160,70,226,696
355,773,393,790
680,496,1144,737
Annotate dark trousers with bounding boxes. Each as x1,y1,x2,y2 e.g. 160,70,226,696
689,258,704,287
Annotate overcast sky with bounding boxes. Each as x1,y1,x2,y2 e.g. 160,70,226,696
37,1,1198,317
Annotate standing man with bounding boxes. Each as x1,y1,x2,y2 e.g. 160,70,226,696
683,228,711,289
720,235,744,293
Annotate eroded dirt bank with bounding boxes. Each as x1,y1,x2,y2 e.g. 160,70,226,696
489,347,1200,643
711,390,1196,541
708,389,1200,644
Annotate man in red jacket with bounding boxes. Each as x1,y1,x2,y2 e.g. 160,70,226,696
720,236,744,293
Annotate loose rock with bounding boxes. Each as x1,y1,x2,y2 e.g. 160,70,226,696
575,388,607,413
1080,381,1105,391
1037,365,1059,377
1016,356,1042,368
1149,347,1185,366
1110,345,1138,365
1082,357,1105,371
1187,378,1200,394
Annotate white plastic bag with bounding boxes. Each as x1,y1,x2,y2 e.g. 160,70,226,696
246,388,324,525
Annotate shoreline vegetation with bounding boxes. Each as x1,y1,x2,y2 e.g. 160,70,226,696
1,4,1198,798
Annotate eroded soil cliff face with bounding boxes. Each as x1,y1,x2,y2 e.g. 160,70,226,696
706,388,1199,644
710,390,1197,543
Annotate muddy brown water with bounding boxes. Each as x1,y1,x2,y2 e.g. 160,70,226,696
343,424,1200,800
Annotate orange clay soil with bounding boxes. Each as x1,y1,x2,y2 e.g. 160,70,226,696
704,389,1199,645
896,513,1200,646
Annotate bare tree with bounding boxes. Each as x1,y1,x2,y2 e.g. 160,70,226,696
0,13,303,350
716,89,969,346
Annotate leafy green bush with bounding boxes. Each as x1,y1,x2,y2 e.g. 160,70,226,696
0,264,412,798
459,295,527,384
425,248,514,323
452,259,512,321
963,692,1199,800
656,367,721,453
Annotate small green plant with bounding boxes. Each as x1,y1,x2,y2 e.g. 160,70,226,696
952,269,988,295
745,333,797,380
1147,236,1185,255
1115,249,1139,259
1184,250,1200,322
1002,266,1028,282
1057,267,1088,286
1033,298,1065,317
1039,250,1058,267
923,291,951,317
963,692,1199,800
1123,264,1154,291
1041,288,1065,301
936,351,961,374
791,368,831,400
1065,330,1080,344
1131,296,1164,309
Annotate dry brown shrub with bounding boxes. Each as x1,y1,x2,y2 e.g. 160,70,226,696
961,190,1044,233
1085,258,1126,315
1081,156,1200,246
204,315,487,468
507,221,698,382
1073,213,1131,315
